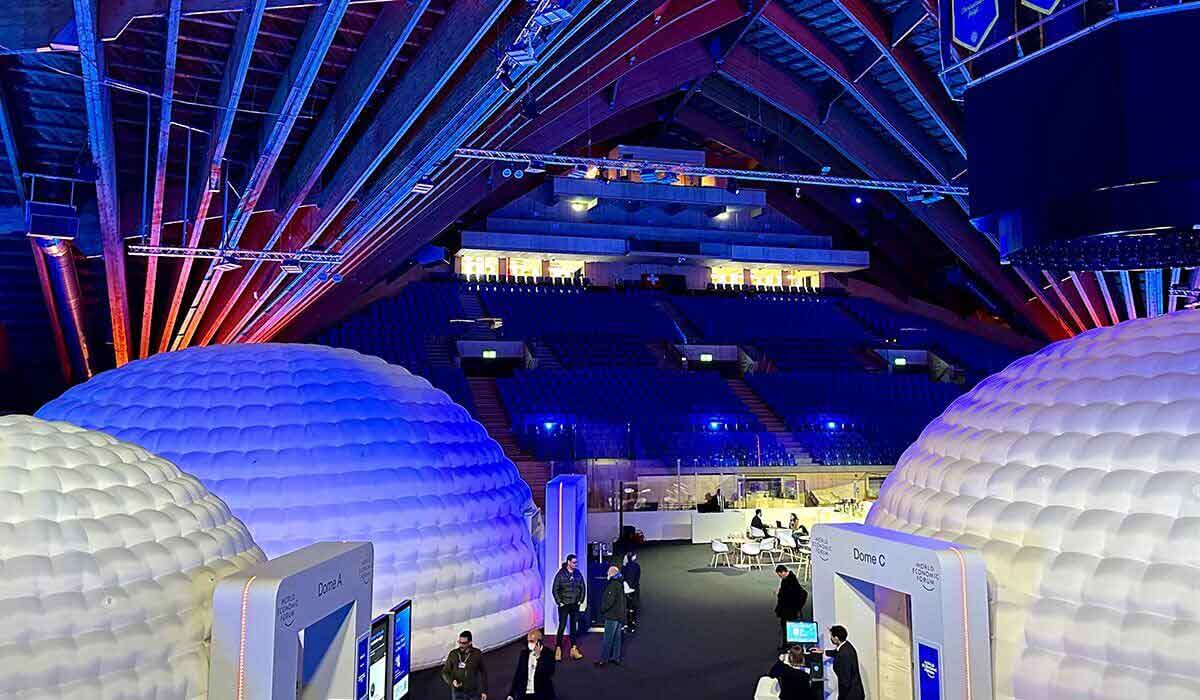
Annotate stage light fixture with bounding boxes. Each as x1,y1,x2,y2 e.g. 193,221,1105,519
412,177,434,194
280,258,303,275
820,165,832,175
498,68,517,93
726,178,740,195
531,0,572,26
214,256,241,272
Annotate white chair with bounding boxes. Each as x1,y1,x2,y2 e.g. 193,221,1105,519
795,546,812,581
777,533,797,561
710,539,732,567
759,537,779,564
749,526,767,540
740,541,763,569
754,676,782,700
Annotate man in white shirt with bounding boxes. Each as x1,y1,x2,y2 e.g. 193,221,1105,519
507,629,556,700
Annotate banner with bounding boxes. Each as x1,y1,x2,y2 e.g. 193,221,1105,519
951,0,1000,51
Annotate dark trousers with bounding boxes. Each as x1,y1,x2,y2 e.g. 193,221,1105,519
625,591,640,628
557,604,580,647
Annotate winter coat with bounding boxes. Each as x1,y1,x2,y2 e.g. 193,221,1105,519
599,575,627,621
552,566,586,607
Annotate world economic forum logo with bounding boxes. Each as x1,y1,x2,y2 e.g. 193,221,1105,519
922,659,938,680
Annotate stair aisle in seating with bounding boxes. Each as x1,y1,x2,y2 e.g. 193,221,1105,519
424,336,455,368
528,339,561,368
725,376,813,465
467,376,549,506
653,297,700,343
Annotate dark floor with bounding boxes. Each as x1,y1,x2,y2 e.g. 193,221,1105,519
408,542,813,700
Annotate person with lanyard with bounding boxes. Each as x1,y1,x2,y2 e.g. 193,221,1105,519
506,629,556,700
441,630,488,700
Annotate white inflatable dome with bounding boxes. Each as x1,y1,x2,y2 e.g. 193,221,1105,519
0,415,263,700
868,311,1200,700
38,343,542,668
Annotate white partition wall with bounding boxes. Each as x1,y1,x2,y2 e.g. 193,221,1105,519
811,524,992,700
210,542,374,700
544,475,588,635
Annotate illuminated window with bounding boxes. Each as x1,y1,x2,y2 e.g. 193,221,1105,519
711,265,744,287
894,357,907,366
548,258,584,279
460,254,498,278
699,353,714,363
482,349,497,359
749,267,783,288
787,270,818,289
508,256,541,278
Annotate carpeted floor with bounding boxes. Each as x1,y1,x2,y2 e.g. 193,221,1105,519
407,541,813,700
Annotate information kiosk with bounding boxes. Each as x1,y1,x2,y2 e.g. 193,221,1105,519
210,542,374,700
810,524,991,700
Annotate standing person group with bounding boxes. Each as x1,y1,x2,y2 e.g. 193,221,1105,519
551,554,586,661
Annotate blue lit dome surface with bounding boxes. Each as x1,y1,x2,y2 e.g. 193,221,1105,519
38,343,542,667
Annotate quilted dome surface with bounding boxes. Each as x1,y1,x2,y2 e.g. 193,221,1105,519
868,311,1200,700
38,343,542,668
0,415,263,700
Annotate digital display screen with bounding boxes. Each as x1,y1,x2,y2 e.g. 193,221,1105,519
368,616,389,700
786,621,819,644
391,601,412,700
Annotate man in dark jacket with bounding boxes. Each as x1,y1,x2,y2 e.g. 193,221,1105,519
551,554,586,661
441,630,488,700
621,552,641,633
825,626,865,700
774,565,809,651
750,509,767,534
594,565,626,667
506,629,555,700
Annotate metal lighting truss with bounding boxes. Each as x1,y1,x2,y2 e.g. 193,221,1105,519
128,245,344,265
500,0,573,78
452,148,970,196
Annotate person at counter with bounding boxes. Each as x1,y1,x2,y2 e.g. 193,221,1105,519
824,626,865,700
768,646,816,700
698,492,723,513
751,509,767,534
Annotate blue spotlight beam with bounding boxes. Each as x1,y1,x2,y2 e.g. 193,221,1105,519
212,0,509,345
157,0,266,353
73,0,132,365
198,0,432,346
451,148,970,196
139,0,181,359
171,0,350,350
0,73,24,203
